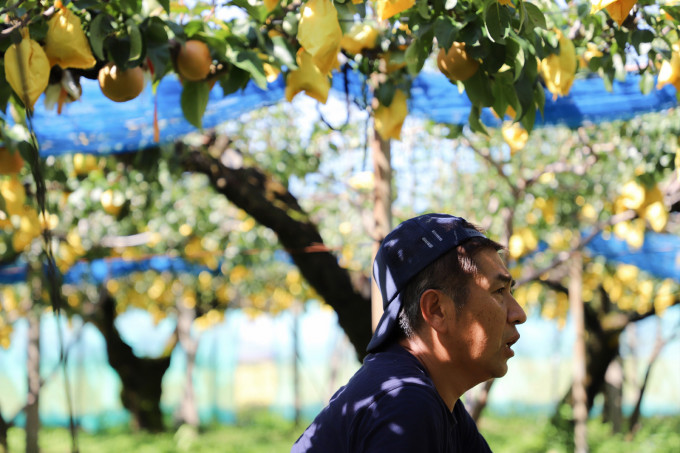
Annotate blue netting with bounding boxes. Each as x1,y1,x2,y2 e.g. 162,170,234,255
23,70,677,157
2,69,678,284
586,231,680,281
0,261,27,284
62,255,220,285
2,232,679,284
0,256,218,285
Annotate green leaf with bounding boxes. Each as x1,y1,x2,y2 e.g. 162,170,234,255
0,63,12,114
631,29,655,48
518,0,526,32
219,68,251,96
491,73,518,120
599,68,614,92
514,72,534,120
120,0,140,15
520,97,537,133
230,0,268,22
270,36,297,70
166,21,185,40
227,49,267,89
183,20,205,39
416,0,432,20
481,41,506,73
484,3,510,43
533,83,545,127
89,14,114,61
143,17,169,44
181,81,210,129
491,86,508,122
613,53,626,81
468,105,488,135
524,2,547,30
505,38,524,81
282,11,299,36
127,21,143,62
109,38,132,68
146,44,170,80
434,16,459,52
375,83,396,107
17,140,36,164
158,0,170,13
639,71,654,95
462,70,494,107
405,34,432,75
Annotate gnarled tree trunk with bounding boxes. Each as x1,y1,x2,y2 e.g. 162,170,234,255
90,289,172,432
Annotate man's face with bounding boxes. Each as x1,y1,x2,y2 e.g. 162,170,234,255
446,248,527,382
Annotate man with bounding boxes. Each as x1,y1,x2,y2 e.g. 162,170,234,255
292,213,527,452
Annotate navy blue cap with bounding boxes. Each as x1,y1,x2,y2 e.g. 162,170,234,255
367,214,486,352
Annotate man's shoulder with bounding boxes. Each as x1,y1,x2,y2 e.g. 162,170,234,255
290,345,450,453
333,345,441,412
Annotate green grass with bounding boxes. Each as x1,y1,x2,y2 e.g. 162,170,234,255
480,413,680,453
6,412,680,452
7,412,301,453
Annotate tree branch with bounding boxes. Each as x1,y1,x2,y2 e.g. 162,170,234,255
517,210,636,286
177,138,373,357
462,136,521,198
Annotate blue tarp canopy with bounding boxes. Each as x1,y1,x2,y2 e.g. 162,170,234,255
2,232,679,284
24,69,678,157
0,255,218,285
2,69,678,285
586,232,680,281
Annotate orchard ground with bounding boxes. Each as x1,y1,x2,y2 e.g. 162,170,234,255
5,411,680,453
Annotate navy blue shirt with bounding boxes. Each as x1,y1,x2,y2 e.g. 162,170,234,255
292,344,492,452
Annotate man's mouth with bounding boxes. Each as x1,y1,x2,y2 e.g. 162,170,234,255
504,334,520,356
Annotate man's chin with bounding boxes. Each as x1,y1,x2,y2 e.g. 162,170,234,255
492,363,509,378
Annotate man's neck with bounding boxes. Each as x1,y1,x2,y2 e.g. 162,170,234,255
398,336,470,412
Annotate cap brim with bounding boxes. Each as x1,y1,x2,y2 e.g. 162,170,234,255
366,294,403,353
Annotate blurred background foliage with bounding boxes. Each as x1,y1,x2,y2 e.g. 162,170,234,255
1,0,680,452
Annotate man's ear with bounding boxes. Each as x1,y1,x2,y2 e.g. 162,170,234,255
420,289,449,333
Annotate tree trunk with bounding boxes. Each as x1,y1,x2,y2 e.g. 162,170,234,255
174,297,199,428
551,301,627,435
90,289,172,432
179,139,373,358
0,408,8,453
602,358,623,432
292,302,302,427
25,310,41,453
370,129,392,332
569,252,588,453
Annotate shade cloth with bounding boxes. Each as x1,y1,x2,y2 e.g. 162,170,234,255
21,69,677,157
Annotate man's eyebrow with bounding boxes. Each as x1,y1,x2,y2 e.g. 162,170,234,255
496,273,515,287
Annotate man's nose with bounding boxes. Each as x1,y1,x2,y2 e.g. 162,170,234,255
508,295,527,325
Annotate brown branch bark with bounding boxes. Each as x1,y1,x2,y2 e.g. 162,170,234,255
517,209,636,286
177,139,373,358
